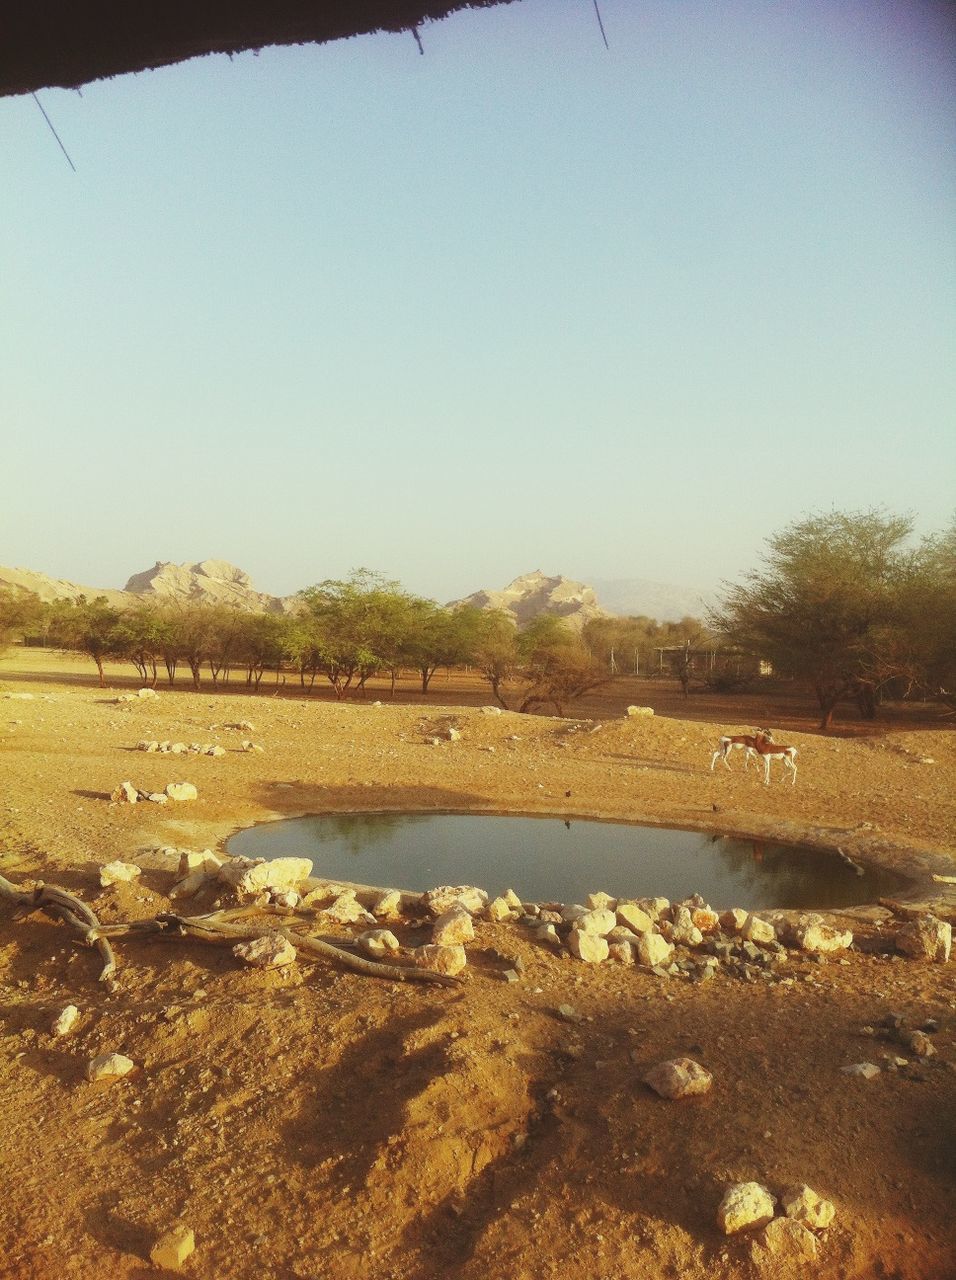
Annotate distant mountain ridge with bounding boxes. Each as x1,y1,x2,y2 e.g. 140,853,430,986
448,571,612,631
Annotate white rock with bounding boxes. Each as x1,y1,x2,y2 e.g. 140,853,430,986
110,781,139,804
414,943,467,975
205,745,226,757
841,1062,881,1079
423,885,489,917
86,1052,135,1082
371,889,403,920
567,929,609,963
896,915,951,963
232,932,297,968
137,740,159,752
643,1057,713,1100
780,1184,836,1230
586,891,617,911
146,792,168,804
561,903,589,924
150,1225,195,1271
792,913,853,954
357,929,401,958
51,1005,80,1036
479,705,503,715
432,905,476,945
271,891,300,909
169,742,187,755
742,914,777,946
616,903,654,934
241,740,264,753
99,860,142,888
608,940,636,964
178,849,223,877
636,932,674,968
486,896,515,923
137,688,158,699
626,706,654,717
754,1217,819,1262
716,1182,777,1235
446,726,461,741
573,907,617,937
321,893,375,926
165,782,198,802
219,856,313,897
536,923,561,946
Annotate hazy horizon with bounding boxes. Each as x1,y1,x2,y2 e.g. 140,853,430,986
2,0,953,605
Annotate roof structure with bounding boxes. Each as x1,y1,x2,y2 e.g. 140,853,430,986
0,1,519,98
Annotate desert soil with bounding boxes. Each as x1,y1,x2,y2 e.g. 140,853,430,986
0,650,954,1280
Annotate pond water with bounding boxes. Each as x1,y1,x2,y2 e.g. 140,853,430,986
226,812,907,910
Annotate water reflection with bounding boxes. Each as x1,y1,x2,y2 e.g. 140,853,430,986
227,812,907,910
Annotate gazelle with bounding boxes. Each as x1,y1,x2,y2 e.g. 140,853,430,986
752,731,798,785
710,728,773,772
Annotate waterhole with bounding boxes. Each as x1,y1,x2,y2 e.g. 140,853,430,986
226,812,906,909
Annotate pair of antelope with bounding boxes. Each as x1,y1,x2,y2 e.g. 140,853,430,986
710,727,798,785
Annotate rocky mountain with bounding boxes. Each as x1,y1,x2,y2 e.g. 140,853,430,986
0,560,288,613
448,571,612,631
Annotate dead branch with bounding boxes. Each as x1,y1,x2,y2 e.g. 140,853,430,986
0,873,116,983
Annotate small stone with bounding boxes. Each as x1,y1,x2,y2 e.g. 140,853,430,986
150,1225,195,1271
486,896,515,923
413,944,467,976
205,745,226,757
321,893,375,926
586,891,617,911
626,706,654,717
165,782,198,803
110,781,139,804
716,1182,777,1234
742,914,776,946
371,889,403,920
573,908,617,937
86,1052,135,1082
793,914,853,954
841,1062,881,1079
357,929,400,958
51,1005,80,1037
433,905,476,945
423,885,489,917
608,940,636,964
536,923,561,947
780,1184,836,1230
556,1004,581,1023
99,860,142,887
501,969,521,983
755,1217,819,1262
904,1030,936,1058
643,1057,713,1099
720,908,750,934
271,891,300,909
232,932,297,969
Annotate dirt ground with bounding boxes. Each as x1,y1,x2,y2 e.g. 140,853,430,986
0,650,954,1280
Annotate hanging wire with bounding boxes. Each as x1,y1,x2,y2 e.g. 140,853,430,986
32,93,76,171
592,0,610,50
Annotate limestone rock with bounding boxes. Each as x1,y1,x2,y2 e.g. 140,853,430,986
616,903,654,934
636,932,674,968
357,929,400,958
573,907,617,936
626,705,654,717
720,907,750,933
321,893,375,926
486,896,515,923
219,856,313,898
371,889,403,920
165,782,198,803
271,891,300,909
99,860,142,888
432,905,476,945
753,1217,819,1263
536,923,561,947
608,940,636,964
150,1225,195,1271
742,914,777,946
51,1005,80,1036
780,1184,836,1230
423,885,489,917
138,740,159,752
567,929,609,963
840,1062,881,1079
232,932,297,969
241,740,264,753
586,891,617,911
86,1052,135,1082
669,905,704,947
178,849,223,877
110,781,139,804
716,1182,777,1235
479,705,503,715
205,745,226,757
643,1057,713,1100
896,915,951,963
904,1030,936,1058
414,943,467,976
792,914,853,954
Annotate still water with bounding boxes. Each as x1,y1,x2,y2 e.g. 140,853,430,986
227,812,906,910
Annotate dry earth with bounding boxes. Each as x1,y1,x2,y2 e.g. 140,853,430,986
1,652,954,1280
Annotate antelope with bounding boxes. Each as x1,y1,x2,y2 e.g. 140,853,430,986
710,728,773,772
752,731,798,785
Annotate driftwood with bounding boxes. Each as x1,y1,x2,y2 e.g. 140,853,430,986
0,874,461,988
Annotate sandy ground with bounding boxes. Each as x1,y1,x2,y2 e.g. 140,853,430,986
0,651,954,1280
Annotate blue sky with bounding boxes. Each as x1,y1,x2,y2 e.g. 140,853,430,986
1,0,953,606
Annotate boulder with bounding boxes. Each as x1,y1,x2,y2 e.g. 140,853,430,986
586,891,617,911
716,1182,777,1235
232,932,297,969
573,907,617,937
423,885,489,917
567,930,609,963
616,903,655,934
321,893,375,926
165,782,198,803
486,896,515,923
413,944,467,976
742,914,777,947
780,1184,835,1231
370,889,403,920
792,913,853,954
643,1057,713,1100
99,860,142,888
896,915,951,963
636,932,674,968
86,1052,135,1082
720,907,750,934
219,856,313,898
432,905,476,945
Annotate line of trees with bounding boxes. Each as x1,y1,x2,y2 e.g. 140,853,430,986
710,509,956,729
0,570,610,716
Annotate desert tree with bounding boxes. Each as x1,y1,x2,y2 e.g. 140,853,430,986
711,509,919,729
298,570,413,700
47,596,123,686
0,588,44,654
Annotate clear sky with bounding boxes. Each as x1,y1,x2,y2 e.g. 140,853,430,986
1,0,953,606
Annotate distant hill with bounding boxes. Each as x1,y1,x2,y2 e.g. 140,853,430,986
448,571,612,631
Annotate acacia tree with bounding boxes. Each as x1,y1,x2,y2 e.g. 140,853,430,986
0,588,44,653
711,509,919,729
298,570,414,700
402,602,484,694
48,596,123,686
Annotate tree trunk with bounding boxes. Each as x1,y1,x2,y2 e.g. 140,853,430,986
95,655,105,687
